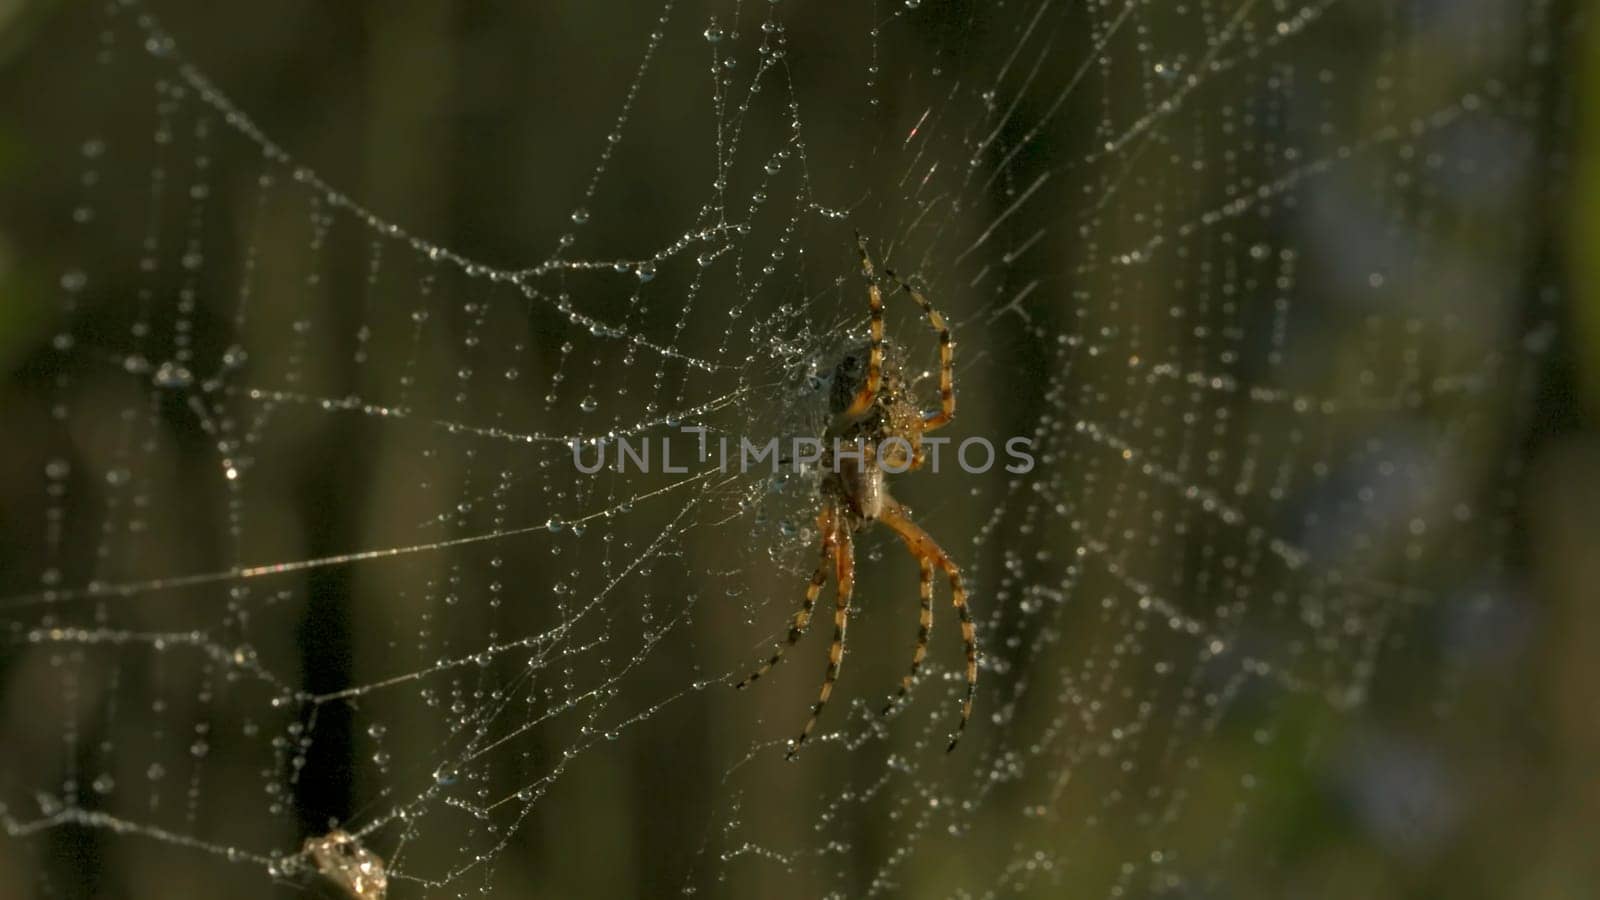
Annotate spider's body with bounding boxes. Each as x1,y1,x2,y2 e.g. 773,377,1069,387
738,235,976,758
821,342,916,523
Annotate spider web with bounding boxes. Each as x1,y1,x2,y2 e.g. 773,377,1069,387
0,0,1575,896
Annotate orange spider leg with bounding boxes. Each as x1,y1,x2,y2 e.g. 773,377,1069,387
881,555,935,716
878,499,975,752
838,232,885,425
737,503,838,689
788,524,856,759
882,269,955,431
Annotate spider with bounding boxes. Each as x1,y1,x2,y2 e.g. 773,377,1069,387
737,233,976,758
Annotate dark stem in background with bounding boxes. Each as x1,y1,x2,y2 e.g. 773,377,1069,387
292,446,370,839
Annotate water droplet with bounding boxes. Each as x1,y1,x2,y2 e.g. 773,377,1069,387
571,207,591,224
579,396,599,412
152,361,193,389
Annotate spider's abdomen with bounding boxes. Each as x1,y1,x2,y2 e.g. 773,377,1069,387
827,343,875,418
828,342,914,420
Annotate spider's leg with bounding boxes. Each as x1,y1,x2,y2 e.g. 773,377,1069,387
882,268,955,431
838,232,885,425
881,555,935,716
737,505,837,689
788,524,856,759
878,500,976,752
